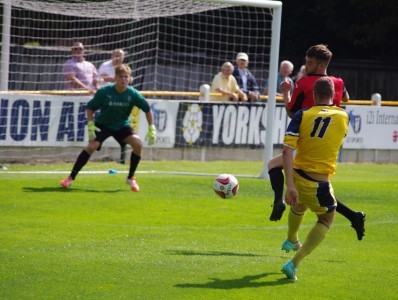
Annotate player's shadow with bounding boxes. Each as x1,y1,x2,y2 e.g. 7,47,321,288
170,250,293,289
174,273,292,289
168,250,263,257
23,187,124,193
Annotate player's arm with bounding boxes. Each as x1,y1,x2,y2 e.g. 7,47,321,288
86,108,100,140
145,110,156,145
342,89,350,103
145,110,154,126
282,110,302,205
86,109,95,122
280,80,294,118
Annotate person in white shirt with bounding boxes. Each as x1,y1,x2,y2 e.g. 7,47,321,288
98,49,127,86
98,49,130,163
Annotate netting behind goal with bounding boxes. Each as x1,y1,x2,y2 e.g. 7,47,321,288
0,0,281,171
1,0,273,92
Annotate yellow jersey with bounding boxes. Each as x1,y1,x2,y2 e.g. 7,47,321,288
284,105,349,175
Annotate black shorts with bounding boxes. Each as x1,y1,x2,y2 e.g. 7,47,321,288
94,124,134,149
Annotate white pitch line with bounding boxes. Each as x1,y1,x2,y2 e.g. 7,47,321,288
0,170,259,178
27,219,397,231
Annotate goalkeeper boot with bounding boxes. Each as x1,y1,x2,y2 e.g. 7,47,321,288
270,201,286,221
281,239,302,253
126,177,140,192
60,177,73,188
281,261,298,280
351,211,366,241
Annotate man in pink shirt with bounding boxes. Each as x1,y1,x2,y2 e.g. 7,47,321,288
63,42,98,93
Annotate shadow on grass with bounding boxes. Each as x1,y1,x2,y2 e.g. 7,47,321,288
168,250,263,257
175,272,293,289
23,187,125,193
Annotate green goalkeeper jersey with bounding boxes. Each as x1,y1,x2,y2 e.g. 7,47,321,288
87,85,150,131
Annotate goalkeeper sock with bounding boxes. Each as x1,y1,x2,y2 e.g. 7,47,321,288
70,150,91,180
336,198,357,222
268,167,284,204
128,152,141,179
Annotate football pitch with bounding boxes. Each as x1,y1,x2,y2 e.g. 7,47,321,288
1,161,397,299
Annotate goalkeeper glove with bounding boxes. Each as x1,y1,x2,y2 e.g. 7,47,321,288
87,120,100,140
145,124,157,145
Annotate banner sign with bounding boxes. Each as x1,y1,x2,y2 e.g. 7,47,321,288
137,100,180,148
2,93,396,150
0,94,91,147
174,102,270,147
343,105,398,149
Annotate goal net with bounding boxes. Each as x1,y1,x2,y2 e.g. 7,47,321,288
2,0,274,92
0,0,282,174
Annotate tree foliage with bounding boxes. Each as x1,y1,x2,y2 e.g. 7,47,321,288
280,0,398,62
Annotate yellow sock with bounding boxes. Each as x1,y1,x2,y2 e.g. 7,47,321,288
287,207,305,243
293,222,329,267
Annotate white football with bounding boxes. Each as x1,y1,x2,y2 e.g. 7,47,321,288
213,174,239,199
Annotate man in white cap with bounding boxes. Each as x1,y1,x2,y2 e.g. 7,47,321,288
232,52,260,102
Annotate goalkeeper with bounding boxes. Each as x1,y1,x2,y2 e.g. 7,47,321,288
60,64,156,192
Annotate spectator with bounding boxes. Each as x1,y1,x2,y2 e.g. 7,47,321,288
292,65,306,84
232,52,260,102
63,42,98,93
211,62,248,102
264,60,294,97
98,49,128,86
98,48,129,164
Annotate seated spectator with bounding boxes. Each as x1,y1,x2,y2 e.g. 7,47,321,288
264,60,294,97
63,42,98,93
292,65,306,84
232,52,260,102
98,49,129,86
98,48,130,164
211,62,248,102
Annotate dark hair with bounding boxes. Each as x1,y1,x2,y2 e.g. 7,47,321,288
314,77,334,100
306,44,332,64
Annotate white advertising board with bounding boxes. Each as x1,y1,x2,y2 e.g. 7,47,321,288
343,105,398,149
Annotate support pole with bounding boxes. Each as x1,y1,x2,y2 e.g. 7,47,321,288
201,0,283,179
1,2,12,91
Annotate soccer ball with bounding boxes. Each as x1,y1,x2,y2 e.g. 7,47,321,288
213,174,239,199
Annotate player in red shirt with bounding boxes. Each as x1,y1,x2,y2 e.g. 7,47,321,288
287,74,347,116
267,44,366,241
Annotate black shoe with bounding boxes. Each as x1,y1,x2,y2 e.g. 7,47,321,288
351,212,366,241
270,202,286,221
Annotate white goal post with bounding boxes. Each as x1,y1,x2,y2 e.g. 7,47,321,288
204,0,282,178
0,0,282,179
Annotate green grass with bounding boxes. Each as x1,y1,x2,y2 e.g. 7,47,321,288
0,162,397,299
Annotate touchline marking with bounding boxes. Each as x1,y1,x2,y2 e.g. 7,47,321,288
0,170,259,178
31,219,398,230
